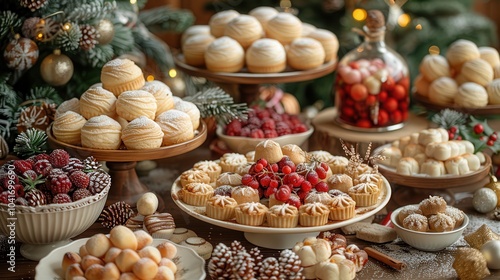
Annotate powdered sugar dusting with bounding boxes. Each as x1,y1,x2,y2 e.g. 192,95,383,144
142,81,172,96
85,115,121,128
156,109,190,121
127,116,156,128
104,58,130,67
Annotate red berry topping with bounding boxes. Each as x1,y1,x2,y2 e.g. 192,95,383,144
286,195,301,209
275,186,291,202
241,174,253,185
49,149,70,168
47,169,72,194
248,180,260,189
13,160,32,175
72,188,92,201
282,165,292,175
306,171,319,185
69,171,90,189
300,181,313,192
315,181,329,192
225,119,242,136
34,159,52,177
316,166,327,180
250,128,265,139
22,170,38,181
13,184,24,198
52,193,72,204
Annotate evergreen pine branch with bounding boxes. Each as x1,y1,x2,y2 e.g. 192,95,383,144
0,11,22,41
39,0,70,17
132,25,173,71
54,22,82,52
0,81,21,139
109,23,134,55
430,109,468,129
184,87,249,125
13,128,48,158
80,44,114,68
66,0,117,22
138,7,194,33
27,87,63,105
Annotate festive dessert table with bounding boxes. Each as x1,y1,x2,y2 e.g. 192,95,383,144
1,146,499,279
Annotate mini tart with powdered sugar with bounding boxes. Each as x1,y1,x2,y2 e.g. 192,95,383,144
304,190,333,205
328,193,356,221
299,202,330,226
353,171,384,189
206,194,238,221
181,182,214,206
219,152,248,173
327,155,349,174
402,213,429,232
235,202,268,226
180,169,211,188
193,160,222,183
266,203,299,228
347,182,379,207
215,172,242,187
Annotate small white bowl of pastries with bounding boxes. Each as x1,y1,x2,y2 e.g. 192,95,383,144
390,204,469,252
216,125,314,154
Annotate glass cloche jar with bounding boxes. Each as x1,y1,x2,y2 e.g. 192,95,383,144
335,10,410,131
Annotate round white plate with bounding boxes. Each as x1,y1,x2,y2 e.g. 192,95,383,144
35,238,206,280
172,176,391,248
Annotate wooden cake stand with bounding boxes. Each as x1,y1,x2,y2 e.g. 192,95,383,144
414,93,500,115
46,121,207,205
174,54,337,104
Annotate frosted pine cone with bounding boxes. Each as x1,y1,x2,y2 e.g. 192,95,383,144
79,24,99,50
19,0,47,11
25,189,47,206
230,240,246,254
258,257,283,280
83,156,102,172
249,247,264,275
99,201,135,229
208,243,234,279
88,170,110,194
62,158,84,174
279,249,304,280
232,251,255,280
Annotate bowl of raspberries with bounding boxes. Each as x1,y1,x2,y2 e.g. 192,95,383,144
0,149,110,260
217,107,314,154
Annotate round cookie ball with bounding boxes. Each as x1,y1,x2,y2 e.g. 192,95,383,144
205,36,245,73
446,39,480,70
456,82,489,107
249,6,278,31
136,192,159,216
116,90,157,121
101,58,145,97
419,54,450,82
428,77,458,105
266,12,302,45
181,25,211,47
109,225,138,250
209,10,240,38
224,15,263,49
460,58,494,86
414,74,431,97
472,188,497,213
479,46,500,68
486,79,500,105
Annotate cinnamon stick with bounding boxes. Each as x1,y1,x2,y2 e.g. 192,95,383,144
365,247,407,271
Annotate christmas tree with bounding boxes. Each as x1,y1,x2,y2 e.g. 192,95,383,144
0,0,194,145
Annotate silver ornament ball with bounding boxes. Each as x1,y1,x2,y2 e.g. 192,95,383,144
481,240,500,270
472,188,498,213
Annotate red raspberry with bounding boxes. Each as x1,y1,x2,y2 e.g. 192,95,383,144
69,171,90,189
240,127,251,137
225,119,242,136
255,108,271,119
246,117,262,128
293,123,309,133
261,118,276,130
35,153,50,162
264,129,278,138
72,188,92,201
0,191,9,204
52,193,72,204
250,128,264,139
1,172,19,191
13,160,32,175
13,184,24,198
49,149,70,168
47,169,72,194
23,170,38,181
271,113,283,122
276,122,292,136
34,159,53,177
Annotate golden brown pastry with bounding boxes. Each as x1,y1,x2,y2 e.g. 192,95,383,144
116,90,157,121
306,28,339,62
174,100,200,130
486,78,500,104
182,34,215,67
109,225,138,250
181,25,211,47
254,139,283,164
287,37,325,70
249,6,278,31
205,36,245,73
428,77,458,105
445,39,480,70
456,82,489,107
479,46,500,68
121,116,163,150
459,58,494,86
224,15,263,49
419,195,447,216
52,111,87,145
281,144,307,165
81,115,122,149
100,58,145,97
301,22,317,36
413,74,431,97
55,97,80,117
419,54,450,82
141,80,174,117
245,38,286,73
155,109,194,146
266,12,302,45
209,10,240,38
79,86,117,119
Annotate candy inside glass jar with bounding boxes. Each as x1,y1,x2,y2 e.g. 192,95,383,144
335,10,410,131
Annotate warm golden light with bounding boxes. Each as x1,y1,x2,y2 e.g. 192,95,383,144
146,75,155,82
36,33,43,40
130,0,137,4
415,24,422,30
63,22,71,31
429,45,440,55
397,13,411,27
352,8,367,22
168,69,177,78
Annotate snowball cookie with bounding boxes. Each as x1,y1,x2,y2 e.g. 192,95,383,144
174,100,200,130
249,6,278,31
55,97,80,117
413,74,431,97
209,10,240,38
479,46,500,68
100,58,145,97
459,58,494,86
136,192,159,216
301,22,317,37
446,39,480,70
79,86,117,119
155,109,194,146
245,38,286,73
205,36,245,73
224,15,263,49
116,90,157,121
182,34,215,67
428,77,458,105
181,25,211,47
486,79,500,104
81,115,122,150
254,139,283,164
52,111,87,145
122,117,163,150
141,80,174,117
287,37,325,70
306,29,339,62
456,82,489,107
266,12,302,45
419,54,450,82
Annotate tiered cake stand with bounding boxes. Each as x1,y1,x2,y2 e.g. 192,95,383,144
47,121,207,205
414,93,500,115
174,54,337,104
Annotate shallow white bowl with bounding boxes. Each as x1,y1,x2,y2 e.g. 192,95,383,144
0,185,109,260
216,125,314,154
390,205,469,252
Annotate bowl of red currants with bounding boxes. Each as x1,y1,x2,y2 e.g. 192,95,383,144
217,107,314,154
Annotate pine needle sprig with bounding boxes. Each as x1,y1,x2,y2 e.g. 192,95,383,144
81,44,114,68
66,0,117,22
184,87,249,125
430,109,468,129
54,22,82,52
132,25,174,71
13,128,48,158
0,11,22,41
139,6,195,33
27,87,63,105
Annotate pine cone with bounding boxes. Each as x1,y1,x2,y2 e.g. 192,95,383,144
99,201,135,229
249,247,264,275
83,156,102,172
79,24,98,51
232,251,255,280
230,240,246,254
208,243,235,280
88,170,110,194
19,0,47,11
259,257,283,280
493,207,500,221
279,249,304,280
62,158,84,174
25,189,47,206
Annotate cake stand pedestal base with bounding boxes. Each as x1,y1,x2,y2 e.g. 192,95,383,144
20,240,72,261
106,161,147,206
244,231,319,249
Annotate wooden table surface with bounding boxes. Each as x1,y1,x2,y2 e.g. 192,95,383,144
1,145,499,280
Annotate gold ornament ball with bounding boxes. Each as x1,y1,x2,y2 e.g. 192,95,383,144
486,174,500,207
40,52,74,86
97,19,115,45
481,240,500,269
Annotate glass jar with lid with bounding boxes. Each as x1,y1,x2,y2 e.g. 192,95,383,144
335,10,410,131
